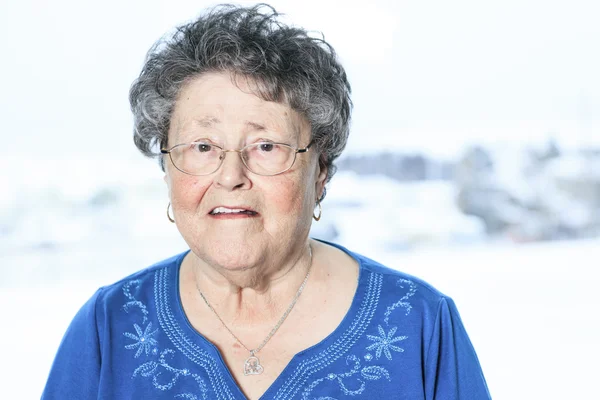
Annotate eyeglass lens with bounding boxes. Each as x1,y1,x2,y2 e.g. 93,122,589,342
170,143,297,176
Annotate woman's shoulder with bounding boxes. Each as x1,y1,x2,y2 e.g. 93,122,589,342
321,240,449,315
93,251,188,308
324,240,444,293
357,252,445,299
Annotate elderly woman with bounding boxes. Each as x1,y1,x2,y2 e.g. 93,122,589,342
42,4,490,399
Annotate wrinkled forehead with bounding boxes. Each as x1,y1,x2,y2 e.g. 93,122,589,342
169,72,310,144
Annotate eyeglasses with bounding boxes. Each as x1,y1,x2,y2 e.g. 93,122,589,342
161,140,314,176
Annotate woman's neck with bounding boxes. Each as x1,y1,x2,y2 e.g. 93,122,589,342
185,241,314,324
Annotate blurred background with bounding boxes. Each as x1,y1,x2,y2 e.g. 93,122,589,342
0,0,598,398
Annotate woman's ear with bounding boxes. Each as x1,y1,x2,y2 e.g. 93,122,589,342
315,163,328,200
164,172,172,198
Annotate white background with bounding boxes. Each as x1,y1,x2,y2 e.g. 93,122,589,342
1,0,599,398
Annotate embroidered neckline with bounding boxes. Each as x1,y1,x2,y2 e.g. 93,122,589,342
155,242,382,399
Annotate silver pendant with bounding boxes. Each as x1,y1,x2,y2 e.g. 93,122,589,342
244,355,264,375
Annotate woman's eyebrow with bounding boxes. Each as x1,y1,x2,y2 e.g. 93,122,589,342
190,118,269,132
193,116,220,127
245,121,266,131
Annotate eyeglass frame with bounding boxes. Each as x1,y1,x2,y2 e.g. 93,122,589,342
160,139,315,176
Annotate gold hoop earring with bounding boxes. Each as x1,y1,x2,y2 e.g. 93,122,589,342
167,202,175,223
313,201,322,221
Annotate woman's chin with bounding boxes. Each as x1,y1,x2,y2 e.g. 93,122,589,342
193,239,265,271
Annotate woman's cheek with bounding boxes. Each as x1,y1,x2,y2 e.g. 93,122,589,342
281,183,313,220
171,176,211,208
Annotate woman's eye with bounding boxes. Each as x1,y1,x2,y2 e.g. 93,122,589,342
258,143,275,152
195,143,212,152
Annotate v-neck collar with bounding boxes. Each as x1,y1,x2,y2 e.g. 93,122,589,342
155,241,380,399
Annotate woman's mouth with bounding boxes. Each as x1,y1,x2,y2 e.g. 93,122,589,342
209,206,259,218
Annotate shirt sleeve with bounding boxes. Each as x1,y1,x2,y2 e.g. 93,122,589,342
41,289,103,399
424,296,491,399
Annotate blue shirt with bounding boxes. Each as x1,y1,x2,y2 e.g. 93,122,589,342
42,243,491,399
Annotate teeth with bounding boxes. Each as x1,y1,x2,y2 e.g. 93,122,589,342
211,207,251,214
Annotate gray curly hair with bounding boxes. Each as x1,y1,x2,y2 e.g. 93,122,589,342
129,4,352,198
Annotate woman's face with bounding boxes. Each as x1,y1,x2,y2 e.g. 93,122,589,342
165,72,326,270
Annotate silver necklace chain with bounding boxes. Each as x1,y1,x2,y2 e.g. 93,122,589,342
196,246,313,374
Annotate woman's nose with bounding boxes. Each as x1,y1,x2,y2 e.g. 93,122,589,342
213,150,251,190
